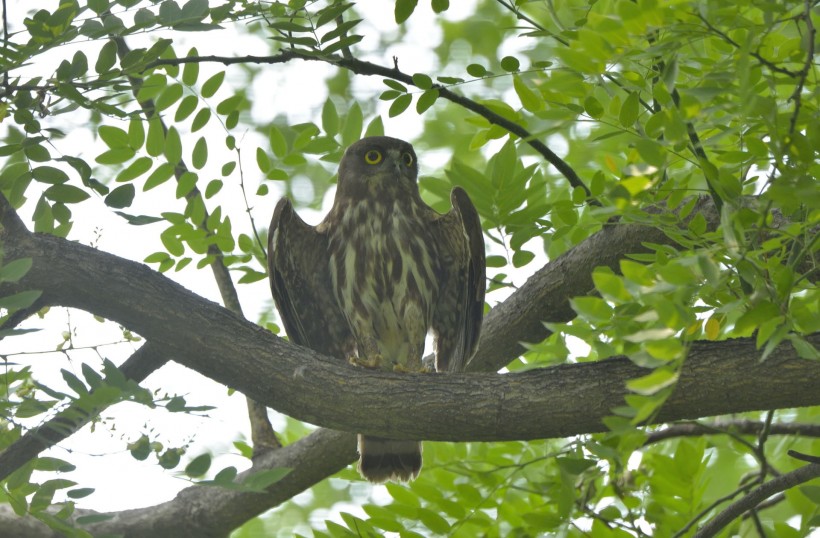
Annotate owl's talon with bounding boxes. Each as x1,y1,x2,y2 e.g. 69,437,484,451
349,354,383,369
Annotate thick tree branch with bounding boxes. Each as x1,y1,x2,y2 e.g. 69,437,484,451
0,429,357,538
1,192,818,535
2,194,818,445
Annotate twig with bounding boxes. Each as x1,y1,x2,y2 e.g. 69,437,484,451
143,52,593,197
644,420,820,444
695,13,800,77
693,463,820,537
673,479,759,538
788,0,816,135
110,33,281,452
0,342,168,482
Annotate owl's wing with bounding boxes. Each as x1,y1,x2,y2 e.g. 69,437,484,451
268,198,352,359
431,187,486,373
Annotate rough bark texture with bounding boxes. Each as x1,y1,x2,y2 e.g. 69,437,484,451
1,194,817,536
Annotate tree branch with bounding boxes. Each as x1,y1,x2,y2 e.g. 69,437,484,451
143,52,591,196
645,420,820,445
111,32,279,453
0,428,357,538
2,193,818,445
693,462,820,538
0,343,167,482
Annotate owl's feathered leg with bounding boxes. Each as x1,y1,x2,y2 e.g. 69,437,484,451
358,435,422,483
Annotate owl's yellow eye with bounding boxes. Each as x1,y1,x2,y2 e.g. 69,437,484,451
402,152,414,167
364,150,383,164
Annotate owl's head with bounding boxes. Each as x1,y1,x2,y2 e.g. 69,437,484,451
337,136,419,197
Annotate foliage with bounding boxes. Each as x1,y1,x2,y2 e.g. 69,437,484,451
0,0,818,536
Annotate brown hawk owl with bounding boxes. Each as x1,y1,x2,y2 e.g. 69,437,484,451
268,136,485,482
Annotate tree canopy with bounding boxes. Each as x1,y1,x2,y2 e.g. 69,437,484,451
0,0,818,537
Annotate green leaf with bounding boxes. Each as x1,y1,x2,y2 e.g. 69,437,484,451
626,367,679,396
388,94,412,117
161,228,185,257
269,125,287,157
500,55,520,72
570,296,612,322
412,72,433,89
61,369,89,396
185,453,211,477
513,75,543,112
164,126,182,164
105,184,136,208
241,467,292,491
182,49,199,86
97,148,136,165
418,508,450,534
33,457,75,472
584,95,604,119
116,212,163,225
191,108,211,132
341,104,363,146
176,171,198,198
634,139,666,167
116,156,153,182
31,166,69,184
364,115,384,137
44,184,90,203
322,99,339,136
556,457,597,475
619,91,640,127
394,0,418,23
95,40,117,73
204,179,222,198
129,118,145,149
67,488,95,499
0,290,42,310
0,258,32,283
175,94,198,122
144,163,175,191
192,137,207,169
213,466,238,484
99,125,130,149
146,118,166,157
416,89,439,114
256,148,271,173
466,63,487,77
155,84,184,112
201,71,225,98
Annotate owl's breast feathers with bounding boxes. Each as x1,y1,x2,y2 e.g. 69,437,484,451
325,197,438,369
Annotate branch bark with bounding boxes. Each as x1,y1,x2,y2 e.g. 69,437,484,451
2,194,818,444
2,193,818,536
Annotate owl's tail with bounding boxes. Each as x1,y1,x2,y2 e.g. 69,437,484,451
357,435,422,483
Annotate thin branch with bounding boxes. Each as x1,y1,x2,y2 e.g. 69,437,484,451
0,342,168,482
788,0,816,135
143,52,592,197
695,13,801,77
110,33,280,452
674,479,759,538
644,420,820,445
693,463,820,537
